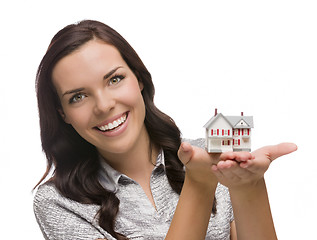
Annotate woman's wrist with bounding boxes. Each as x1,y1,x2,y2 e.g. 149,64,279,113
229,177,265,194
184,171,218,194
228,178,269,206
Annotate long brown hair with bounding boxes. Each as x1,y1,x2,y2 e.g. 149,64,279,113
35,20,215,239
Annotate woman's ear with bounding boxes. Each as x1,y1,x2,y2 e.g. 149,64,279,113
58,108,70,124
139,81,144,91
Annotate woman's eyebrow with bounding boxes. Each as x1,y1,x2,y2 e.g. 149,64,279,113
61,66,124,98
103,66,123,80
62,88,85,98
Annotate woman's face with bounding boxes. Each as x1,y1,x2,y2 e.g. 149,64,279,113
52,40,147,159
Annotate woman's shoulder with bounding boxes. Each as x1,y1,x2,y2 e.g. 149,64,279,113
33,182,99,215
34,182,60,202
33,182,77,211
33,182,113,239
33,182,64,213
34,181,102,227
34,182,68,221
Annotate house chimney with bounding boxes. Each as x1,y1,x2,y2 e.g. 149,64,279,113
241,112,244,116
215,108,218,116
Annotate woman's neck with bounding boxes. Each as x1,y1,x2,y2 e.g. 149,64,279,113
99,125,159,183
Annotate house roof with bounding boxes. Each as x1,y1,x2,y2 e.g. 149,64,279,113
203,113,231,128
204,114,254,129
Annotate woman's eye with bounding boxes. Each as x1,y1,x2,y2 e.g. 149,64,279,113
109,75,124,85
69,93,86,104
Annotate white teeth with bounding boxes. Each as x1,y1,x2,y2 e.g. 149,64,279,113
97,114,127,132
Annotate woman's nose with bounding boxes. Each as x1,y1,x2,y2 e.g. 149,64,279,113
93,90,115,115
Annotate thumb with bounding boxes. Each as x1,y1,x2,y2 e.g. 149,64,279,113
264,142,298,162
178,142,194,165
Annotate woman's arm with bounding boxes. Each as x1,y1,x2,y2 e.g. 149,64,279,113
165,142,217,239
165,142,252,239
212,143,297,240
166,172,217,240
230,221,238,240
230,178,276,240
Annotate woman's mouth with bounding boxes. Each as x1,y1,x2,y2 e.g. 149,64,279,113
96,112,128,132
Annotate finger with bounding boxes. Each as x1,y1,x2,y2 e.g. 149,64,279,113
219,152,236,160
217,160,252,177
264,143,297,162
217,160,238,169
220,151,253,162
178,142,194,165
239,159,254,169
239,160,267,177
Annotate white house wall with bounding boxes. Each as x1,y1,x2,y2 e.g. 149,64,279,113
207,138,232,152
205,116,232,138
205,115,233,152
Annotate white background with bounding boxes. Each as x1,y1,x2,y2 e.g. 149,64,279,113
1,0,316,239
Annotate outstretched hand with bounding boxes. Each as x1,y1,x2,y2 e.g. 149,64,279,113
178,142,220,187
211,143,297,189
178,142,297,190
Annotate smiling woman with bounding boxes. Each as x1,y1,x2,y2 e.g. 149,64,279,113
33,19,296,240
34,20,189,240
52,41,147,158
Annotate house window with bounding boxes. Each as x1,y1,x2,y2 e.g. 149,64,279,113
233,139,241,146
234,129,239,136
222,140,231,146
211,129,220,136
223,130,230,136
243,129,250,135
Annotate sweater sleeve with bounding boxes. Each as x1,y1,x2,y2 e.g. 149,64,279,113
33,183,115,240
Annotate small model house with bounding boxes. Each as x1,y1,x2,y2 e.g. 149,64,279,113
204,109,254,153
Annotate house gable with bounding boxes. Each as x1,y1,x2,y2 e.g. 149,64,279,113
204,113,233,138
203,113,232,130
226,116,254,129
235,119,249,128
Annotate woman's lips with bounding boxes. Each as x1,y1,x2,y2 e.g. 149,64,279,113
94,112,129,137
96,112,128,132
